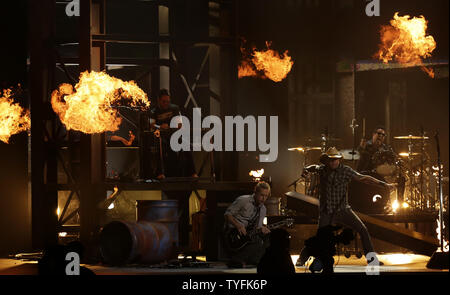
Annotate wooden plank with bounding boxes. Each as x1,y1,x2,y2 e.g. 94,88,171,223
285,191,440,256
357,213,439,255
285,191,319,219
285,191,319,206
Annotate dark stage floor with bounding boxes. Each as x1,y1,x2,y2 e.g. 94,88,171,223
0,253,447,275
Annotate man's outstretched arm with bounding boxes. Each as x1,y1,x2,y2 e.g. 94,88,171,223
353,172,396,191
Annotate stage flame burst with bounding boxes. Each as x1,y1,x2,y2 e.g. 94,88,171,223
239,41,294,82
249,168,264,180
0,88,31,144
51,71,149,134
374,12,437,78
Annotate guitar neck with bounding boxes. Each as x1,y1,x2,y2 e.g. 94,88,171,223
248,220,290,236
267,220,288,230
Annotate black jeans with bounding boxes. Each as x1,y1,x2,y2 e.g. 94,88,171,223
319,207,375,255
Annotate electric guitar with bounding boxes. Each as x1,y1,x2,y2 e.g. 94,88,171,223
224,218,294,252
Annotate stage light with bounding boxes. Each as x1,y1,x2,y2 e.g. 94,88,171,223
99,186,120,210
392,199,400,213
378,253,429,265
435,219,449,252
290,255,299,267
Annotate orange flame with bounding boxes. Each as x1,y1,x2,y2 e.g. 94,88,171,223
249,168,264,179
51,71,149,134
0,88,30,143
239,41,294,82
238,60,259,79
375,12,436,78
420,66,435,78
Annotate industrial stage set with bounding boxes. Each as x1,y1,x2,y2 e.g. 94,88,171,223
0,0,448,276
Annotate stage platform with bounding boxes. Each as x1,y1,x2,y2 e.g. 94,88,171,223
285,191,443,256
0,253,447,275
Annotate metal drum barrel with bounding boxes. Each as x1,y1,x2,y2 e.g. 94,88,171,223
265,197,280,216
136,200,179,248
99,220,172,266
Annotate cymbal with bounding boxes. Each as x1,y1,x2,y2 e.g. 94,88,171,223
306,136,341,142
394,135,429,140
398,152,421,157
288,146,322,152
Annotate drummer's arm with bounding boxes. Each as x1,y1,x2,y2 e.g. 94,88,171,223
356,151,368,171
302,164,320,177
304,164,319,172
358,138,367,150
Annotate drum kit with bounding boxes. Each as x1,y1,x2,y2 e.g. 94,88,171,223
287,134,343,198
391,134,438,212
288,133,440,213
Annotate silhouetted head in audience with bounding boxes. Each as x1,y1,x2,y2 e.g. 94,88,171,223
269,228,291,251
38,241,95,276
304,225,354,274
257,228,295,275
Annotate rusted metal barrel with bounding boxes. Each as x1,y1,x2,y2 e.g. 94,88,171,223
136,200,179,248
265,197,280,216
99,220,173,266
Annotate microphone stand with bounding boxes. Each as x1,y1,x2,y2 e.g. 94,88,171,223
420,126,425,210
436,132,444,252
426,131,449,269
153,125,165,177
349,119,359,164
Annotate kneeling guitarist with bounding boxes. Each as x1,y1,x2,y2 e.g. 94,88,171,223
223,181,271,267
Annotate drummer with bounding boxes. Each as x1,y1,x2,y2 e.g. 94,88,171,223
357,126,395,175
357,126,406,203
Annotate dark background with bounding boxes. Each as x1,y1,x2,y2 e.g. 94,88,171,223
0,1,30,257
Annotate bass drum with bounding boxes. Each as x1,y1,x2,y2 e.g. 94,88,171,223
372,150,399,177
348,172,389,214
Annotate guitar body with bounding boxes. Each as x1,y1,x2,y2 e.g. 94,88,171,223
223,228,253,252
223,218,295,252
